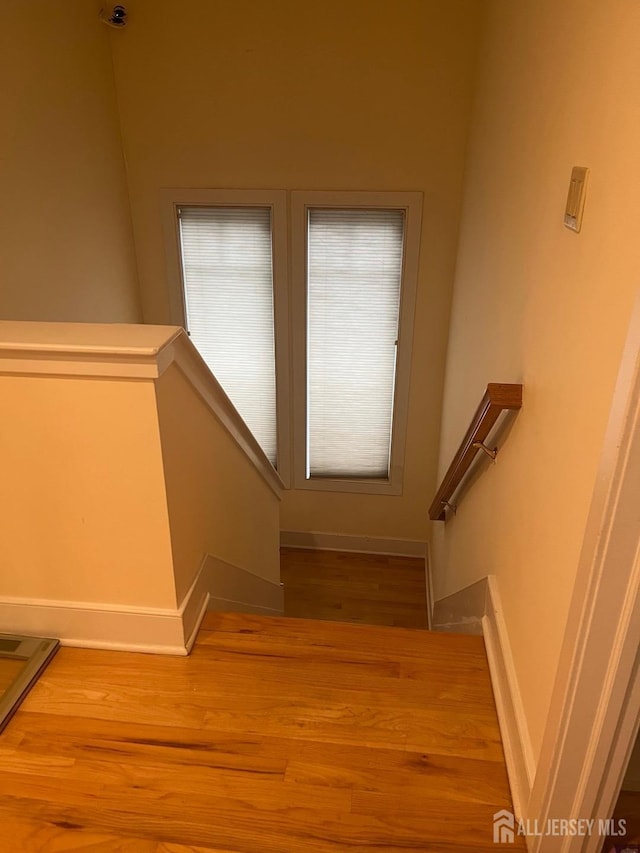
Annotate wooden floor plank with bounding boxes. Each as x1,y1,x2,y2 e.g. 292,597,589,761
6,712,290,777
280,547,429,628
199,697,503,760
0,815,158,852
284,740,512,805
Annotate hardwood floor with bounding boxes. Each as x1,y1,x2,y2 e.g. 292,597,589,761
0,609,521,852
602,789,640,850
281,547,429,628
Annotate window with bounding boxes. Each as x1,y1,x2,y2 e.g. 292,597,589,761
163,189,421,496
178,205,276,461
306,207,404,479
162,189,290,480
292,192,422,495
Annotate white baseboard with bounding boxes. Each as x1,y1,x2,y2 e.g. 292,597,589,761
0,561,210,656
280,530,426,558
483,574,535,818
202,554,284,616
180,559,211,652
432,578,486,636
207,595,283,617
0,551,283,653
425,542,434,629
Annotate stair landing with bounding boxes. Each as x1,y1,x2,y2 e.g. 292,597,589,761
0,611,524,852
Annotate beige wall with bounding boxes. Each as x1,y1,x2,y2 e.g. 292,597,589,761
155,363,281,603
109,0,482,542
0,0,140,322
0,375,175,608
432,0,640,768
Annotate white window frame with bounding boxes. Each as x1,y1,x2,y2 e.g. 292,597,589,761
161,188,291,486
291,190,422,496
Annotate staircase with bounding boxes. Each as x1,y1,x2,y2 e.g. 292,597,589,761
0,610,523,852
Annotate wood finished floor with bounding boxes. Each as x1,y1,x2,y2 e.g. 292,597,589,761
602,789,640,850
281,547,429,629
0,608,521,852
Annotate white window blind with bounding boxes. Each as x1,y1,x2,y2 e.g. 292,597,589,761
178,206,277,465
306,208,404,479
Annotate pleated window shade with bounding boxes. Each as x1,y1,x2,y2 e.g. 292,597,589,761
178,206,277,466
307,208,405,478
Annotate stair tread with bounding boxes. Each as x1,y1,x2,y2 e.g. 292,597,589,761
200,610,486,654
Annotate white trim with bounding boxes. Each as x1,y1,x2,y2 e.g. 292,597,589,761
431,577,485,635
202,553,284,615
483,575,535,820
0,356,163,380
166,333,284,498
0,560,210,656
160,188,291,487
425,541,435,628
272,193,292,489
280,530,426,558
207,595,283,617
0,321,181,379
586,653,640,848
290,190,423,496
179,558,212,653
285,476,403,497
528,291,640,853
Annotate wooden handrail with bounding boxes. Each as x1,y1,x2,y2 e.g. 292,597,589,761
429,383,523,521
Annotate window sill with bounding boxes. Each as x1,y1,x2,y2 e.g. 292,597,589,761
291,476,402,496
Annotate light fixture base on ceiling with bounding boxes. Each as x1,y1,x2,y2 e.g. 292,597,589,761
100,5,128,28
